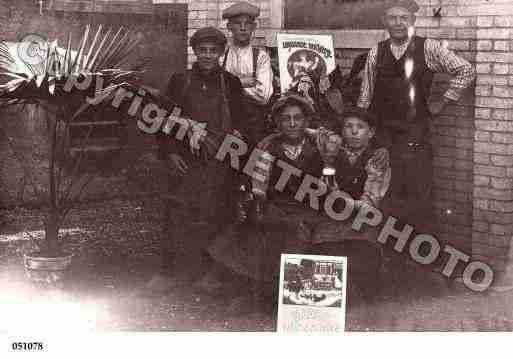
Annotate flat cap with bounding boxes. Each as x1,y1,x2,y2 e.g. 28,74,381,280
190,27,227,48
383,0,419,13
339,107,377,128
222,1,260,20
271,92,315,118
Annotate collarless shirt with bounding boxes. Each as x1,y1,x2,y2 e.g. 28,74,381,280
221,44,273,105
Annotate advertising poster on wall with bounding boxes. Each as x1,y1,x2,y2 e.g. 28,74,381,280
276,33,336,93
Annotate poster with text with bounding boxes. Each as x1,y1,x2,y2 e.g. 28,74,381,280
277,33,336,93
277,254,347,333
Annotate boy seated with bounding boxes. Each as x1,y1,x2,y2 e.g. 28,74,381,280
203,93,328,311
312,107,391,299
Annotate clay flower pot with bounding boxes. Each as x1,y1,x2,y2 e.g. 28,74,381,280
23,252,73,289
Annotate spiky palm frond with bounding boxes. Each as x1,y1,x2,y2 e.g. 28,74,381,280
0,26,143,117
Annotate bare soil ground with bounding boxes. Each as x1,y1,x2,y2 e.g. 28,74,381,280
1,197,512,331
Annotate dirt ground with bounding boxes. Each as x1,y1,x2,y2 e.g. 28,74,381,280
1,197,512,332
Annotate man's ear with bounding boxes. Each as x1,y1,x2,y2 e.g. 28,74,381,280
411,14,417,25
369,126,376,139
227,21,234,32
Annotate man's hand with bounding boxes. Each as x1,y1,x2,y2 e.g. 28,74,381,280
319,73,331,94
168,153,188,174
369,148,389,169
429,97,451,116
188,122,207,157
240,76,258,88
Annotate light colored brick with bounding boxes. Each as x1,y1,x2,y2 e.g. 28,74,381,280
476,52,513,63
494,16,513,27
477,16,494,27
490,224,513,236
475,199,489,210
491,155,513,167
476,40,493,51
189,2,209,11
491,178,513,190
475,85,491,95
474,153,491,165
441,16,476,28
475,108,491,119
447,40,470,51
492,109,513,121
494,41,510,52
476,97,513,109
460,5,513,17
473,221,490,232
426,28,456,39
475,130,491,142
491,133,513,144
456,28,477,39
492,86,513,98
474,165,507,177
475,142,508,155
475,187,513,200
493,64,510,75
475,120,513,132
475,175,491,186
476,28,511,40
476,75,509,86
489,200,513,212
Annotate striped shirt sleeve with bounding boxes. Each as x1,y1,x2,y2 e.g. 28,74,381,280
356,45,378,109
361,147,391,208
424,38,476,102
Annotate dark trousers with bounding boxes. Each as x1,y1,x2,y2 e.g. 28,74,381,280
379,127,434,228
160,158,234,276
241,98,269,148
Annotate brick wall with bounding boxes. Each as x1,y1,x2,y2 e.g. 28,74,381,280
407,0,513,287
414,0,478,256
157,0,272,66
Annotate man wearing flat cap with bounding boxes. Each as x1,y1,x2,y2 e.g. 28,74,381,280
146,27,246,294
358,0,475,223
222,1,274,146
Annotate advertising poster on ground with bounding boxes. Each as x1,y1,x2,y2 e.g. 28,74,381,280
277,254,347,333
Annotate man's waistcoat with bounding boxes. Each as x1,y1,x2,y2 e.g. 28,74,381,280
369,36,434,137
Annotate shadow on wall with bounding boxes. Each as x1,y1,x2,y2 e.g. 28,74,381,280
284,0,387,29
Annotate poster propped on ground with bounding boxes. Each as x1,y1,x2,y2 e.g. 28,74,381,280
276,33,336,93
277,254,347,333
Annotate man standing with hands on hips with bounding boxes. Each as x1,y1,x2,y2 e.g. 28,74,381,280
358,0,475,224
222,1,274,146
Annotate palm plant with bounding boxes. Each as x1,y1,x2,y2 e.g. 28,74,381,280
0,25,144,256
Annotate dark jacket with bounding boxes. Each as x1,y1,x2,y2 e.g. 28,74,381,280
157,63,245,160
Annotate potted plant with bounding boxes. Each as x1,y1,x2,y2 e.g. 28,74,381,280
0,26,144,288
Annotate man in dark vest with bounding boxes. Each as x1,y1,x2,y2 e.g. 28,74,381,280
357,0,475,224
143,27,246,295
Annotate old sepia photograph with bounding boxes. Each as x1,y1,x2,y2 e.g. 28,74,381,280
0,0,512,352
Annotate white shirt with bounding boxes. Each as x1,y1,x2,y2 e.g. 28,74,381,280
221,44,273,105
